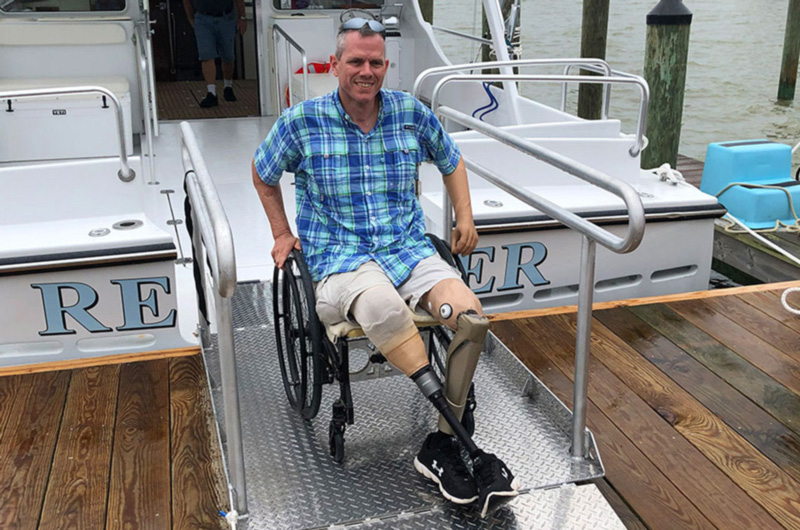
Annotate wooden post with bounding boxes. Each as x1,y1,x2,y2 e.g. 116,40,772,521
642,0,692,169
778,0,800,101
578,0,610,120
419,0,433,24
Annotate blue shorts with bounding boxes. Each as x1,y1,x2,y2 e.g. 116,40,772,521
194,11,236,63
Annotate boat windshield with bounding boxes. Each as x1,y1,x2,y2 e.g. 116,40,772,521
273,0,383,10
0,0,125,12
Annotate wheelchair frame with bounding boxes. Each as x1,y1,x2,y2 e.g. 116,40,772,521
272,233,475,462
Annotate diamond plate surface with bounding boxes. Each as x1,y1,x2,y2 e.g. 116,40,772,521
345,484,625,530
205,282,609,530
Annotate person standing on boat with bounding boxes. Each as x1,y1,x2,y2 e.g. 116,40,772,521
182,0,246,107
252,18,520,515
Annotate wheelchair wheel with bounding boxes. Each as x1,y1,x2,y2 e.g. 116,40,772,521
272,250,324,420
426,232,469,284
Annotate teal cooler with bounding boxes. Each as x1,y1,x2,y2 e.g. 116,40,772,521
700,140,798,229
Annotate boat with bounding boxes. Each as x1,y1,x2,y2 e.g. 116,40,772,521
0,0,725,527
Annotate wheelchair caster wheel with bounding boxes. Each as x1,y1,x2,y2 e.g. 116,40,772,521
329,420,345,463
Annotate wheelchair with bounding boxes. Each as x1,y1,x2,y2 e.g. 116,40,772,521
272,233,476,463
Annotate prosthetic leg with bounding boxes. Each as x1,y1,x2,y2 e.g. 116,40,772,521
412,311,521,516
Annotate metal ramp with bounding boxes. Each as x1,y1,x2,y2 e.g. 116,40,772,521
203,281,624,529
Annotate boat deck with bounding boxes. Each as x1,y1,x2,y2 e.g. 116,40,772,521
492,280,800,529
0,354,229,530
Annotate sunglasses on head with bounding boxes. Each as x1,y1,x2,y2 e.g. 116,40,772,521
340,17,386,34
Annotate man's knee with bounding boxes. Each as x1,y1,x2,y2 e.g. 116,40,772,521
350,284,418,353
422,278,482,330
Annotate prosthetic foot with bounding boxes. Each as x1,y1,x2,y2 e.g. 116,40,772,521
412,364,520,516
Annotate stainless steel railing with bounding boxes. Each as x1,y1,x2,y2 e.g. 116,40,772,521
180,122,246,515
429,72,649,157
434,105,645,459
272,24,309,111
134,23,157,184
0,86,135,181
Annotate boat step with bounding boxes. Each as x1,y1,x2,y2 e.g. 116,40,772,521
203,281,621,528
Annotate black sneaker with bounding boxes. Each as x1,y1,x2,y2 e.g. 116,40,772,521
473,450,521,517
414,432,478,504
199,92,218,108
223,86,237,102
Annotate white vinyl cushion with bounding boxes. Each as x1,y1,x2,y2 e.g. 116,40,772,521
0,22,126,46
0,76,130,95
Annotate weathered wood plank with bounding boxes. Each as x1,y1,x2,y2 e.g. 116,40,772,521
39,365,120,530
739,289,800,326
593,480,648,530
596,307,800,484
170,355,228,530
0,347,200,377
668,298,800,395
492,321,719,530
0,376,23,443
506,316,785,529
107,361,171,530
631,303,800,436
0,371,70,530
697,294,800,363
553,312,800,528
488,280,800,323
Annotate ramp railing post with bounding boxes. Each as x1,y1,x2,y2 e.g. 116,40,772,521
571,236,597,458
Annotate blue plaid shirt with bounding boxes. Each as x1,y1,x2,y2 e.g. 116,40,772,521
254,89,461,285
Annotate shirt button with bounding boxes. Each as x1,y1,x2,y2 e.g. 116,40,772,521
366,191,372,196
371,216,376,221
365,165,370,169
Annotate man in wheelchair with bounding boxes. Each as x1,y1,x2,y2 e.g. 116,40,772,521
252,17,520,515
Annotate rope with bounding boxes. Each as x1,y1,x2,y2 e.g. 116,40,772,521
723,213,800,316
645,163,686,185
715,182,800,233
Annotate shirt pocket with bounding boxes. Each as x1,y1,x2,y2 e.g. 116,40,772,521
308,145,350,201
382,134,420,195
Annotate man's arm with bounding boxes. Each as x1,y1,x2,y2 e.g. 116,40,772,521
442,157,478,256
236,0,247,35
252,161,300,268
182,0,194,27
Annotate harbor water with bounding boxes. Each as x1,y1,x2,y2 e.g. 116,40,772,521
434,0,799,164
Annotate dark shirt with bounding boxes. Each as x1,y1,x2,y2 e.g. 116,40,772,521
193,0,233,16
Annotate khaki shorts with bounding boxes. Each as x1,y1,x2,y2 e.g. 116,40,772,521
314,254,463,328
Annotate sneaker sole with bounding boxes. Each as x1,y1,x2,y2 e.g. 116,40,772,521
478,477,522,517
413,457,478,504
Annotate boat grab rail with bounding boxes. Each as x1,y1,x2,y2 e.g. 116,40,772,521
411,58,612,120
435,105,645,459
134,23,156,184
0,86,135,182
180,121,247,516
560,63,645,122
417,66,649,157
431,25,494,47
272,24,309,111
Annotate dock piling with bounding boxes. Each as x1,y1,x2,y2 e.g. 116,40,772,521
578,0,610,120
642,0,692,169
778,0,800,101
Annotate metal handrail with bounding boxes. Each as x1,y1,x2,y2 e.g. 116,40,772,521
560,63,646,121
0,86,134,181
134,24,156,184
435,106,645,459
272,24,309,111
431,25,493,47
430,73,649,157
179,122,246,515
413,58,612,102
139,14,160,136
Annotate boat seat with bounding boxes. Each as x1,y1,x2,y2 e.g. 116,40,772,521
0,76,130,97
0,21,127,46
289,71,338,104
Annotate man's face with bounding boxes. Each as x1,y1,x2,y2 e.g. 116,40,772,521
330,32,389,107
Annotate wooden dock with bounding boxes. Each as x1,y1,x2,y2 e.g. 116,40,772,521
492,280,800,529
0,354,228,530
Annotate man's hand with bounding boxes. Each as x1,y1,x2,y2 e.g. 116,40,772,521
451,219,478,256
237,17,247,35
272,233,301,269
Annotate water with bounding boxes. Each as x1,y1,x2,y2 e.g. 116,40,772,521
433,0,800,163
